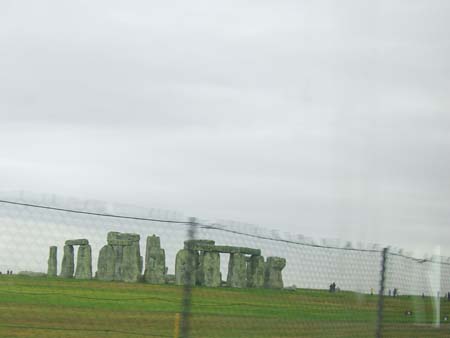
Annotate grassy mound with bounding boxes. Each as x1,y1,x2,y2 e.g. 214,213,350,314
0,275,448,337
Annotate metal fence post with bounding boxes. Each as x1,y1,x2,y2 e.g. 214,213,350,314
375,247,388,338
180,217,197,338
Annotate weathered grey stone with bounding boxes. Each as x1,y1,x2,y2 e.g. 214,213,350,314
144,235,166,284
112,245,124,281
121,241,142,282
247,255,265,288
227,253,247,288
189,244,261,256
96,232,142,282
264,257,286,289
108,239,133,246
146,235,160,259
217,245,260,255
60,245,74,278
165,274,176,284
97,245,115,281
175,249,199,286
75,244,92,279
196,254,203,285
47,246,57,277
184,239,215,249
198,251,220,287
107,232,139,244
139,255,143,274
65,239,89,246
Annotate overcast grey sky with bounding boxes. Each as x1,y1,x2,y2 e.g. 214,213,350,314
1,0,449,256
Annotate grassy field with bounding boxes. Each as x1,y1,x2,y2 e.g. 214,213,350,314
0,275,449,338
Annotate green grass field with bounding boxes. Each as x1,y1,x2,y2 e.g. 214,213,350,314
0,275,448,337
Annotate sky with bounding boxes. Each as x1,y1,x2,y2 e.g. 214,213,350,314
1,0,449,257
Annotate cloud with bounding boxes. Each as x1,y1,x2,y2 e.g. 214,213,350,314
0,0,449,257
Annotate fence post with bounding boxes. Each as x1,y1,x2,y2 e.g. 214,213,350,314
180,217,197,338
375,247,388,338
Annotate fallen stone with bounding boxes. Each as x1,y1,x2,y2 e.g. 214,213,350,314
75,244,92,279
144,235,166,284
47,246,57,277
60,245,74,278
175,249,199,286
18,271,47,277
227,253,247,288
264,257,286,289
247,255,265,288
65,239,89,246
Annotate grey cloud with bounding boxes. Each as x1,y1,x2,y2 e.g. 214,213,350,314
1,0,449,257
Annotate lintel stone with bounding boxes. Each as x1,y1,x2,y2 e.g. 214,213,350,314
65,239,89,246
107,239,133,246
107,232,140,243
184,239,215,249
188,244,261,256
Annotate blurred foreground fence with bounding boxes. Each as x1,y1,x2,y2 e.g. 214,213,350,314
0,194,449,337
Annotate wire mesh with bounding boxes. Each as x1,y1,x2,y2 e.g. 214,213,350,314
0,193,448,337
381,250,450,337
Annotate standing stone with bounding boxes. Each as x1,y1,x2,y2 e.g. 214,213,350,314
112,245,125,281
121,240,142,282
139,255,144,275
97,245,115,281
75,244,92,279
196,252,204,285
247,255,265,288
144,235,166,284
60,245,74,278
227,253,247,288
199,251,220,287
96,232,142,282
175,249,199,286
47,246,57,277
264,257,286,289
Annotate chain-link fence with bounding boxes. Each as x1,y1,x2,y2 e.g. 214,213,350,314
0,193,449,337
